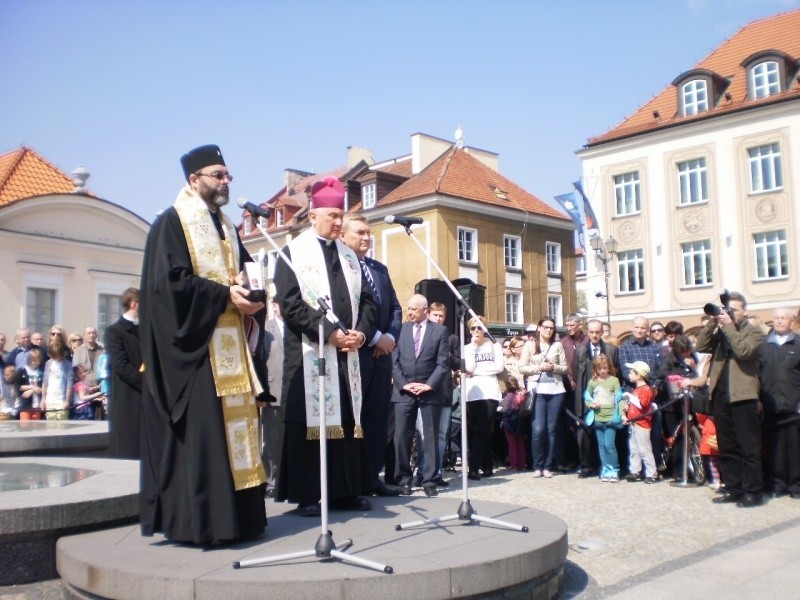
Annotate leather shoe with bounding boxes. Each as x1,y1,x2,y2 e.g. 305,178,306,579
296,503,321,517
423,485,438,497
737,493,763,508
433,476,450,487
790,491,800,499
712,494,741,505
330,496,373,511
467,471,481,481
399,484,413,496
372,483,402,497
577,468,594,479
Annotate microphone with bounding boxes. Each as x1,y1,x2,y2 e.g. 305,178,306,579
384,215,423,227
237,197,271,220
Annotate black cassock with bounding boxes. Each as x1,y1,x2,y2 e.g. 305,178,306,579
105,316,143,459
139,206,266,545
275,238,375,505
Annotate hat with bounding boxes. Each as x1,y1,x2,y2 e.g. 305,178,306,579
180,144,225,181
625,361,651,379
524,323,537,333
310,176,345,209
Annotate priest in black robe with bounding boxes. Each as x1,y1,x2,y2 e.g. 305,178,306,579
139,144,268,546
275,176,376,517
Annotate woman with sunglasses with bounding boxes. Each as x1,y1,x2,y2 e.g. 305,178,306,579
519,317,567,478
463,316,505,480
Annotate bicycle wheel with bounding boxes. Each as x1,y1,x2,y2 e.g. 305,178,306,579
687,425,705,484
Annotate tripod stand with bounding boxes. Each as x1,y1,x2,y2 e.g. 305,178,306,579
391,220,528,534
232,219,392,574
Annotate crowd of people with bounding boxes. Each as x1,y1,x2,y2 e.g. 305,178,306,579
3,143,797,550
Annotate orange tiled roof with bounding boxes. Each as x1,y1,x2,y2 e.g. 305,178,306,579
0,146,77,206
587,10,800,146
373,157,413,178
378,146,569,221
264,166,349,210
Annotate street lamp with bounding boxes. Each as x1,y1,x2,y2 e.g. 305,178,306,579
590,235,618,326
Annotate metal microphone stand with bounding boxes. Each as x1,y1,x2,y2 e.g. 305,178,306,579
391,221,527,533
233,220,392,574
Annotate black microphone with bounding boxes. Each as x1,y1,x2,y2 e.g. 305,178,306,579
384,215,423,226
237,197,271,220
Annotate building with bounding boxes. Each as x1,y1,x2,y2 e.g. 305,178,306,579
240,132,576,332
0,147,148,339
578,10,800,333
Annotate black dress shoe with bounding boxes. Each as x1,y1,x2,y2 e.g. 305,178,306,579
423,485,438,497
399,484,413,496
712,493,741,504
467,471,481,481
330,496,373,511
577,469,594,479
372,483,402,497
737,493,763,508
296,503,321,517
790,491,800,499
433,476,450,487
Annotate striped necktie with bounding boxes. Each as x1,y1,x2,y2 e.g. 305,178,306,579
360,259,380,303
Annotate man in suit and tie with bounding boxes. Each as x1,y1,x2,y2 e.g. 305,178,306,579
341,214,403,496
392,293,450,497
572,319,620,478
261,299,285,498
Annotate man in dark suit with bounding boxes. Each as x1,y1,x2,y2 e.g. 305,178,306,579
341,215,403,496
105,287,143,459
392,293,450,497
572,318,619,478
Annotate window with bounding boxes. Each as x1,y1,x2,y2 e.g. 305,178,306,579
504,235,521,269
275,208,284,227
457,227,478,263
613,172,641,216
677,158,708,205
575,255,587,276
754,230,788,280
25,288,55,334
751,61,780,98
682,79,708,115
97,293,122,338
547,296,563,325
505,291,522,324
748,143,783,193
616,249,645,293
362,183,376,209
243,218,252,235
367,235,375,259
267,250,279,279
257,215,266,229
545,242,561,274
681,240,713,287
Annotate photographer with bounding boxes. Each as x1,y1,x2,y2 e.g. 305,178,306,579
696,291,764,508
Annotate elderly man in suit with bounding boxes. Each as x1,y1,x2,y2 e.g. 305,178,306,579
341,214,403,496
573,319,620,478
392,293,450,497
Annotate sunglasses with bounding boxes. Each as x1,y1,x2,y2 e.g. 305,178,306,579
470,326,483,331
650,328,664,333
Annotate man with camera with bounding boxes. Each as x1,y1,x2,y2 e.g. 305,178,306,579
696,291,764,508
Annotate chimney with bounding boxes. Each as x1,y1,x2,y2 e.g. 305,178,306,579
284,168,312,195
347,146,374,168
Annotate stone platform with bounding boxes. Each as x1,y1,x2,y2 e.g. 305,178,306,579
0,456,139,585
57,496,567,599
0,420,109,457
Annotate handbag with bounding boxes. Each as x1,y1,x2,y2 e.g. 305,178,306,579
690,386,711,415
519,390,535,417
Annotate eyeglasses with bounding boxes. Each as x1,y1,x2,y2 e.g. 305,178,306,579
650,328,664,333
470,326,483,331
196,170,233,182
540,325,554,330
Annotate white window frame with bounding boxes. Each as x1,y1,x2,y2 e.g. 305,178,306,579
25,287,57,334
547,295,563,325
750,61,780,98
503,234,521,269
614,171,641,216
457,226,478,264
681,240,713,287
617,249,645,294
505,291,522,324
267,250,279,279
362,183,377,209
367,235,375,259
243,218,252,236
748,143,783,193
275,208,284,227
97,293,122,337
682,79,708,115
545,242,561,274
257,215,266,229
753,230,788,280
575,255,587,276
677,158,708,205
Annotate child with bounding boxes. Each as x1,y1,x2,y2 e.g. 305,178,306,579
585,354,624,482
499,374,527,471
696,412,722,490
1,365,18,418
41,343,74,420
16,348,45,420
622,361,658,484
72,366,104,420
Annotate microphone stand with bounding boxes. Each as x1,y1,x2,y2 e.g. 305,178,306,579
233,220,392,574
391,221,527,534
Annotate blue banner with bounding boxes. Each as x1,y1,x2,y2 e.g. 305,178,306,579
573,180,599,235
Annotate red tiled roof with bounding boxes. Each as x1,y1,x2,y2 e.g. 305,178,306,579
373,157,413,178
264,166,349,210
378,146,569,221
0,146,77,206
588,10,800,146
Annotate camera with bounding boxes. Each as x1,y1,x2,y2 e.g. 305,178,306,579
703,289,734,319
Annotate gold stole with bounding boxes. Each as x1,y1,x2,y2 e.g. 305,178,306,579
173,186,266,491
288,229,363,440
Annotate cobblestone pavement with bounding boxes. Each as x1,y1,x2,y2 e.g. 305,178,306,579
3,467,797,599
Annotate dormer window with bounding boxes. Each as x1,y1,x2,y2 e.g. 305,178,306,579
743,51,796,100
243,218,252,236
275,208,284,227
362,183,376,209
750,60,780,98
682,80,708,115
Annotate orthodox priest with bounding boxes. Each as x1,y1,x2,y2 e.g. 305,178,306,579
139,144,268,546
274,176,376,517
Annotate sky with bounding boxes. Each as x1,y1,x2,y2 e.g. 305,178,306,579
2,0,798,224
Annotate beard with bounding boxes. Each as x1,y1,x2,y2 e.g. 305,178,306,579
212,192,229,207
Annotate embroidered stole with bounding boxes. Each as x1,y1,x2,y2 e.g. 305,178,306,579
173,186,266,491
288,229,363,440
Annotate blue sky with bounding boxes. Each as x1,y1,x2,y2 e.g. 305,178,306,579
2,0,797,223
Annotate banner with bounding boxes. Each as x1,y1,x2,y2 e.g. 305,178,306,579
573,180,600,237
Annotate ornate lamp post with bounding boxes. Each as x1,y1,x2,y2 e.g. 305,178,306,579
590,235,618,326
